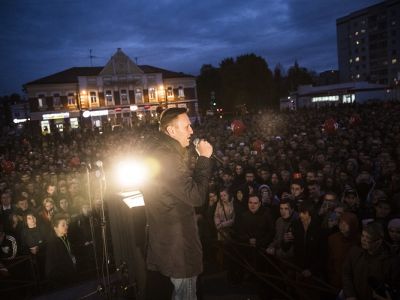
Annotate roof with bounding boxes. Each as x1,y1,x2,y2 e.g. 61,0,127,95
24,65,194,86
297,81,388,96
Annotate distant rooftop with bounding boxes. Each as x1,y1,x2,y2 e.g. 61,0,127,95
24,65,194,86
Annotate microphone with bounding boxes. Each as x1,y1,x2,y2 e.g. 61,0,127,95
193,138,224,164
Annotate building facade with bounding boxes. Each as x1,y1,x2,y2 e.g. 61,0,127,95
337,0,400,85
24,48,198,134
280,81,395,110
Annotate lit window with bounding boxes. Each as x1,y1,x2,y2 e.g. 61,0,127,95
90,91,97,103
149,88,156,100
105,90,113,102
67,93,75,105
53,93,61,107
311,95,339,102
356,74,360,78
167,87,173,98
349,58,353,63
120,89,128,104
343,94,355,103
178,87,184,98
355,57,360,62
361,29,366,33
38,95,45,108
356,41,360,45
135,89,142,103
392,58,397,64
355,31,359,36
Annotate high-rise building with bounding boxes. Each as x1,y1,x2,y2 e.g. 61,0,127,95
337,0,400,85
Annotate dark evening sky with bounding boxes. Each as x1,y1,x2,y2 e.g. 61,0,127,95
0,0,381,96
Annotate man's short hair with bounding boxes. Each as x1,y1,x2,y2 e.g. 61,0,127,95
159,107,187,132
363,221,384,240
52,213,68,228
280,198,295,210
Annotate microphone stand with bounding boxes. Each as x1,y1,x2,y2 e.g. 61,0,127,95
96,162,112,299
80,162,111,300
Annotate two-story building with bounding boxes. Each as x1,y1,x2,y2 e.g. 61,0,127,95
23,48,198,134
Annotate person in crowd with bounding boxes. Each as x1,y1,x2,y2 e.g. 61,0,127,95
266,198,298,259
387,218,400,256
342,222,400,300
307,180,324,216
1,192,14,233
141,108,213,300
38,197,57,230
326,212,360,290
45,213,76,287
290,179,306,207
20,213,48,278
214,188,235,242
282,201,325,300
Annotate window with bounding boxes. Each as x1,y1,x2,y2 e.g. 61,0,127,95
178,86,184,98
343,94,355,103
311,95,339,102
105,90,113,102
67,93,75,105
392,58,397,64
135,89,142,103
53,93,61,107
90,91,97,103
355,56,360,62
167,87,173,98
120,89,128,104
38,94,45,108
149,87,156,100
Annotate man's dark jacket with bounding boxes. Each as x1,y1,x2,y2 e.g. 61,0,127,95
142,133,212,278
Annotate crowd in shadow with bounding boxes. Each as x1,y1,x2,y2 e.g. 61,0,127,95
1,101,400,299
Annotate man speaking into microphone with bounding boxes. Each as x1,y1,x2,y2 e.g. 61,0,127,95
142,107,213,300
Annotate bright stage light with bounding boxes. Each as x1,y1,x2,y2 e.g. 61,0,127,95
116,160,149,188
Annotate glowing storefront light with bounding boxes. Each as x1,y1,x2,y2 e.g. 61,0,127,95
43,112,70,120
13,118,28,124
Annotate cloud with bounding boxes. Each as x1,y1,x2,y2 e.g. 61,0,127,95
0,0,381,95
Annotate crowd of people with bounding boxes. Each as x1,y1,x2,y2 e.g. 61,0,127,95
1,100,400,299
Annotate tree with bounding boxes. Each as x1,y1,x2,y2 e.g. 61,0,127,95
286,60,314,92
196,64,221,113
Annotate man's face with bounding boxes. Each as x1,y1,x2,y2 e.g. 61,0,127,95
361,230,382,252
388,226,400,243
209,193,218,204
18,199,29,211
168,113,193,147
308,184,320,198
54,220,68,236
248,196,261,214
290,184,303,197
245,173,255,183
299,211,311,224
375,202,391,218
279,203,292,219
1,193,11,206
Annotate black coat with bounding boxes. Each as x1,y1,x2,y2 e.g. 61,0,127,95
142,133,212,278
45,234,76,285
284,217,325,274
236,207,275,248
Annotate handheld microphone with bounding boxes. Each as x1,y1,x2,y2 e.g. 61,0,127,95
193,138,224,164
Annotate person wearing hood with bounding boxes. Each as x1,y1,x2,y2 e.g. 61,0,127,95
326,212,360,289
258,184,279,220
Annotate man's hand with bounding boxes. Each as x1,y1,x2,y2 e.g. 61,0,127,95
196,140,213,158
30,246,39,255
266,247,275,255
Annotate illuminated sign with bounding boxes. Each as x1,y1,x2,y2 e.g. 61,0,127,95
82,110,109,118
90,110,109,117
13,118,28,124
43,112,70,120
